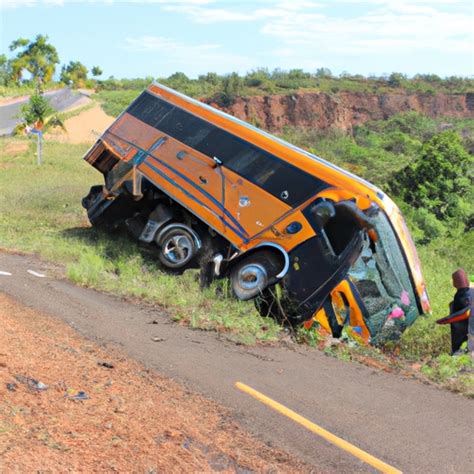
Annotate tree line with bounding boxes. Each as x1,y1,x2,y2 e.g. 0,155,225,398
0,34,102,88
1,34,473,97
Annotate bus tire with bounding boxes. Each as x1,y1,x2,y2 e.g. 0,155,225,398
157,226,199,269
230,250,281,301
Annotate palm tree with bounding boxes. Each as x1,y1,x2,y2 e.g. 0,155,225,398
16,87,65,134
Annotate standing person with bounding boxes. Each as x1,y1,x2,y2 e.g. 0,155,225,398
448,269,472,355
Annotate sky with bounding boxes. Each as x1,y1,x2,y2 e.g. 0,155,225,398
0,0,473,79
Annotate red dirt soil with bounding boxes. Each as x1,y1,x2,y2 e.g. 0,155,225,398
0,293,310,472
45,105,114,144
210,91,474,133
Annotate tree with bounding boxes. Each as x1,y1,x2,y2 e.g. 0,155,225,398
315,67,332,78
387,72,407,88
223,72,242,96
166,72,190,85
60,61,88,87
0,54,12,86
9,34,59,83
288,69,310,80
200,72,219,85
244,68,270,87
91,66,103,77
211,72,242,107
394,131,473,223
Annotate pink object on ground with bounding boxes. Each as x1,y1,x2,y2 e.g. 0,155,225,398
389,307,405,319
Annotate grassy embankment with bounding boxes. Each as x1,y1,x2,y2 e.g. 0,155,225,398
1,108,472,394
0,81,64,100
0,138,282,345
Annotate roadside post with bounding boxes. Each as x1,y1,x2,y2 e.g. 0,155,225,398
30,128,43,165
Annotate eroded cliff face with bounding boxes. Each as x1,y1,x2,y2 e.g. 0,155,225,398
207,92,474,133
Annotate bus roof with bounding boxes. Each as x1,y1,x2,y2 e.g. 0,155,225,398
149,82,384,200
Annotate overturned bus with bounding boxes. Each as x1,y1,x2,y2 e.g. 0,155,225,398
82,83,431,344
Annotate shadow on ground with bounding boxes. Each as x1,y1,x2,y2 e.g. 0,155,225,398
61,227,163,266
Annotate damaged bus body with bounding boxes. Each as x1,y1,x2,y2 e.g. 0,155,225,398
82,83,431,344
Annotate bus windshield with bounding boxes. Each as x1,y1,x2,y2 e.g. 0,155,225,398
348,211,419,343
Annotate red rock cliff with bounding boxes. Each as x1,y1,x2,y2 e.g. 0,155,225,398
207,92,474,133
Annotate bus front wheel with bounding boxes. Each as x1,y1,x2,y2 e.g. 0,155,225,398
230,251,281,300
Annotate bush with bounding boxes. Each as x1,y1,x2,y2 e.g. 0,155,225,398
401,205,447,244
20,92,53,126
387,72,407,88
393,131,473,226
244,68,271,87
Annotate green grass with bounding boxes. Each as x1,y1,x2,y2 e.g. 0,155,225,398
398,234,474,359
94,90,141,117
0,83,36,98
279,114,473,371
0,137,282,345
1,131,471,395
0,82,61,99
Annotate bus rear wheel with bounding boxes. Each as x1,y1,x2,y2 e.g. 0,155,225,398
157,226,199,269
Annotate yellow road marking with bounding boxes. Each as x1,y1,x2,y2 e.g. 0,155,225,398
235,381,402,474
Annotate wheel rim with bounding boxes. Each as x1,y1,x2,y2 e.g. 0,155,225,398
237,263,267,291
162,234,194,265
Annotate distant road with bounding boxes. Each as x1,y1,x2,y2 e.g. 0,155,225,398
1,251,473,474
0,88,90,136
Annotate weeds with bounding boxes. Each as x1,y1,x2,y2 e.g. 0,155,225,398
421,353,474,397
0,118,472,395
295,324,324,348
0,138,281,345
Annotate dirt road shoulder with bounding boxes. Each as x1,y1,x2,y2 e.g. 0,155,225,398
0,293,309,472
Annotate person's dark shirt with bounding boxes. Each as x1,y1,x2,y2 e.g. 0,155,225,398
449,287,471,353
451,287,471,312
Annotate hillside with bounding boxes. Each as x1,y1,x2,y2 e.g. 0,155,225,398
211,91,474,133
96,85,474,134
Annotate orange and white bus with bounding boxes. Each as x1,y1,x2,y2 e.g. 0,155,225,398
82,82,430,344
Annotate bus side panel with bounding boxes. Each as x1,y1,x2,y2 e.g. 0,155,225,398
105,113,317,251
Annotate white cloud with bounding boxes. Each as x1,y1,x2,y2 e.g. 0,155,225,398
270,47,324,70
262,4,472,55
162,0,323,23
161,4,252,22
161,0,472,56
123,35,256,74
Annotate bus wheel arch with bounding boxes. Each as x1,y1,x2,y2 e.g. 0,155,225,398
228,244,289,301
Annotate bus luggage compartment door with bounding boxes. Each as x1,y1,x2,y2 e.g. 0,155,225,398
136,139,228,236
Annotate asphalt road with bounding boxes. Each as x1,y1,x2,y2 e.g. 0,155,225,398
0,88,89,135
0,252,472,473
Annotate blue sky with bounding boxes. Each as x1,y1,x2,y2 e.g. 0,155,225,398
1,0,473,79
